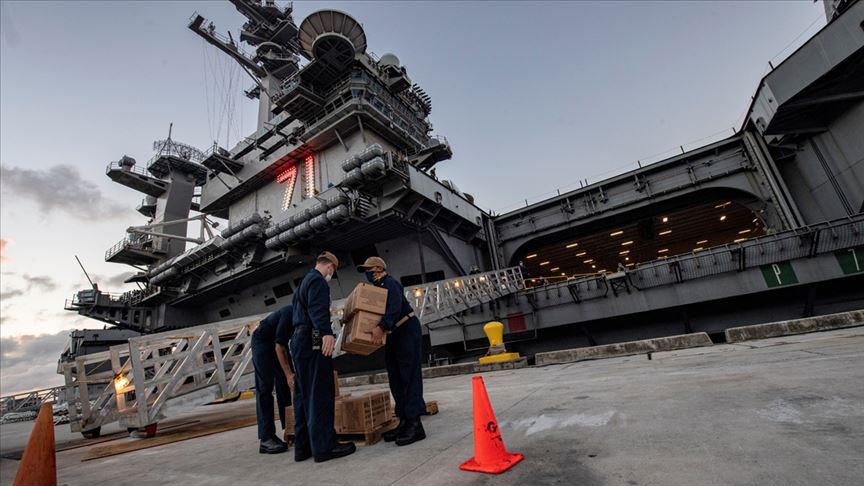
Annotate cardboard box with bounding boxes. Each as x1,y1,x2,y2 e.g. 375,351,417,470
342,310,386,356
286,393,352,438
344,283,388,318
339,391,391,433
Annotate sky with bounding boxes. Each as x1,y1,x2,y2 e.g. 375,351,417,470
0,0,826,395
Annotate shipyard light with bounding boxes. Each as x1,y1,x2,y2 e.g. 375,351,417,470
576,251,587,257
539,261,550,266
621,240,634,246
610,230,624,237
658,248,669,253
526,254,538,259
739,229,752,234
114,374,130,392
550,267,560,272
659,230,672,236
565,243,578,248
697,239,708,244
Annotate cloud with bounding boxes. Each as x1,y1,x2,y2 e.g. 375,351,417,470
0,331,70,395
0,273,59,301
0,288,24,300
0,164,130,219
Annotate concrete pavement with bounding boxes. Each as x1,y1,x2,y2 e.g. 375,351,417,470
2,327,862,485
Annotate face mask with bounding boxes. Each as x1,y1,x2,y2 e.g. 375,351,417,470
365,271,376,283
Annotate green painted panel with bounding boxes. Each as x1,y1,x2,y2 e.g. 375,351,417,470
835,246,864,275
760,261,799,288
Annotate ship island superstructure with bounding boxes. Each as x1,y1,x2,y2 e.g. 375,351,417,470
64,0,864,366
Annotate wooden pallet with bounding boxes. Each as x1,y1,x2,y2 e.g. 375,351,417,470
284,418,399,446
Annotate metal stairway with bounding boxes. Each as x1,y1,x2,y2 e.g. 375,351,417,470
62,268,525,436
330,267,525,326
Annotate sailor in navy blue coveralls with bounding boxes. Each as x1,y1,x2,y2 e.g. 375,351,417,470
251,304,293,454
290,252,356,463
357,256,427,446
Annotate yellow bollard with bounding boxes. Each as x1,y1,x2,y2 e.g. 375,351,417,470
478,321,521,365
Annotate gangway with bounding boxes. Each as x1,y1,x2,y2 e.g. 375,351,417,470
62,269,524,436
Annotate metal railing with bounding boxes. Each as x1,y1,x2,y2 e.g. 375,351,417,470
105,233,156,260
0,386,66,415
105,161,151,178
406,268,525,324
117,318,260,429
532,214,864,301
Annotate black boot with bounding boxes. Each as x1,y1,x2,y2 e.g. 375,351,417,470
395,418,426,446
294,447,312,462
314,441,357,463
383,419,407,442
259,437,288,454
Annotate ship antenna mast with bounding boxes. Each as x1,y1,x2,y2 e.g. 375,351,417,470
75,255,96,290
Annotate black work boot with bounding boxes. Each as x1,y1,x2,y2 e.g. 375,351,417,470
395,418,426,446
314,441,357,463
259,437,288,454
383,419,407,442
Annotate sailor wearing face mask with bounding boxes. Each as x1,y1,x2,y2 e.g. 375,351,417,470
356,256,426,446
290,251,357,463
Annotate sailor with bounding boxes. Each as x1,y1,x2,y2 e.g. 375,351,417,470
357,256,427,446
251,304,294,454
291,252,356,463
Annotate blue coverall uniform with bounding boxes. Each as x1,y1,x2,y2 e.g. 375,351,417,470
251,305,294,440
375,275,425,419
291,269,337,457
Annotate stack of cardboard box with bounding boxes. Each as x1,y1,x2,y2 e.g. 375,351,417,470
341,283,389,356
335,391,391,433
283,371,393,439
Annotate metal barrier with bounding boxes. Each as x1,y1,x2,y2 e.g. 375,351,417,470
0,386,66,415
403,268,525,324
61,347,129,435
536,214,864,300
116,317,260,429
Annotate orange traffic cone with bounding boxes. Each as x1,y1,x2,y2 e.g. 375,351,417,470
459,375,524,474
13,401,57,486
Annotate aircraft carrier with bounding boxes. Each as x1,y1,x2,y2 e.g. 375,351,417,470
62,0,863,369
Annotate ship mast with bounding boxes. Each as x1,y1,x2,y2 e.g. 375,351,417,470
189,0,302,130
